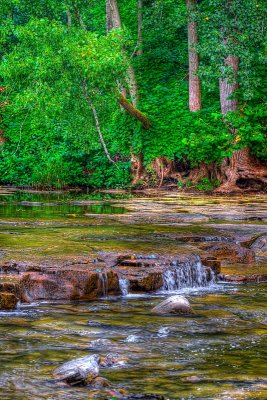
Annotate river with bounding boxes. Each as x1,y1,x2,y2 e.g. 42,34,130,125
0,188,266,399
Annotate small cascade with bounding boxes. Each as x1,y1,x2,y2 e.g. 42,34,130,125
119,278,129,296
99,271,108,298
162,256,213,291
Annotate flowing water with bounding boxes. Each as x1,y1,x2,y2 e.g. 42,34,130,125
162,257,210,292
0,188,266,399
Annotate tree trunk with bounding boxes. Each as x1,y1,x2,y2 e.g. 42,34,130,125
106,0,146,185
219,55,239,115
106,0,121,30
137,0,143,56
187,0,201,112
67,9,72,27
216,55,267,192
106,0,139,107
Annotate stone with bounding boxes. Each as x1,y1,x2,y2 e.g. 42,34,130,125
53,354,100,386
201,257,221,274
0,292,18,310
89,339,113,348
206,242,255,264
151,295,193,315
91,376,111,388
218,274,267,284
99,353,127,367
251,234,267,252
19,268,120,302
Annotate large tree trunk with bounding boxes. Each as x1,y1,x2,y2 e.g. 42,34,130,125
106,0,146,184
187,0,201,112
106,0,139,107
219,55,239,115
216,55,267,192
106,0,121,30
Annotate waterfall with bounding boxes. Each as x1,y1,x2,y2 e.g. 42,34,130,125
119,278,129,296
162,256,213,291
99,271,108,298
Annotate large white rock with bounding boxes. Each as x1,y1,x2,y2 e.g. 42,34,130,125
53,354,100,386
151,295,193,315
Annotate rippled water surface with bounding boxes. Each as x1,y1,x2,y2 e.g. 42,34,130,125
0,285,266,400
0,188,266,399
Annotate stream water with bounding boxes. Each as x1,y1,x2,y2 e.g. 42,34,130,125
0,188,266,399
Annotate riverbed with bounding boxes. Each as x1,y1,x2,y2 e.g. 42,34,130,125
0,188,266,399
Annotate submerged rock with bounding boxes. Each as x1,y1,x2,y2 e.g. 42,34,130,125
91,376,112,388
53,354,100,386
151,295,193,315
0,292,18,310
99,353,127,367
218,273,267,284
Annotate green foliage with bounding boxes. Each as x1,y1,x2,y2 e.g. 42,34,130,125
0,0,266,188
195,177,220,192
86,157,131,189
31,154,70,189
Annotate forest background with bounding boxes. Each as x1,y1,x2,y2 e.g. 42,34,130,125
0,0,266,192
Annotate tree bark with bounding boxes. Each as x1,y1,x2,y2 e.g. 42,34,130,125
106,0,121,30
219,55,239,115
187,0,201,112
67,9,72,27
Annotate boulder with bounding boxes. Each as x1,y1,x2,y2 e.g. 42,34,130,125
53,354,99,386
0,292,18,310
151,295,193,315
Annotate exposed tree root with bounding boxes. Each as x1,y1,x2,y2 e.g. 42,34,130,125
215,147,267,193
188,162,222,184
131,154,146,185
150,157,182,187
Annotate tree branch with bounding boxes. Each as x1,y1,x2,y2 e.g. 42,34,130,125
82,80,115,164
118,95,150,129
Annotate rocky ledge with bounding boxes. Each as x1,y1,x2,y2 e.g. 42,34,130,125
0,253,215,307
